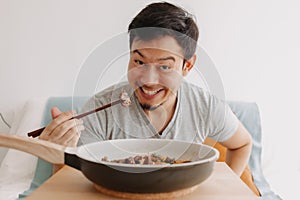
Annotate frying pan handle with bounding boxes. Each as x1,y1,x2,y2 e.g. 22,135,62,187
0,133,66,164
64,153,81,170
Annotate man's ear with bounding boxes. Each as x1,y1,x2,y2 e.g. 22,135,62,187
183,54,197,77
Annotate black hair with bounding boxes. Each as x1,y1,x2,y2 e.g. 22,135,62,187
128,2,199,60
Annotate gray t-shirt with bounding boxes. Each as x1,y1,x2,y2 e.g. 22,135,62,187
78,81,239,145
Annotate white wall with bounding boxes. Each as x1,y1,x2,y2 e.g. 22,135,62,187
192,1,300,198
1,0,300,198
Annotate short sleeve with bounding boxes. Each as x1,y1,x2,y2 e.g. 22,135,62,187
206,96,239,142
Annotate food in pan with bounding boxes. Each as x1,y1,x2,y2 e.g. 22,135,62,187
101,153,191,165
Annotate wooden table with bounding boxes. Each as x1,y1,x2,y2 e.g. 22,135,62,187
25,163,260,200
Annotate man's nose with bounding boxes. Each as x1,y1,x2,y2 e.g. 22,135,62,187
140,65,159,84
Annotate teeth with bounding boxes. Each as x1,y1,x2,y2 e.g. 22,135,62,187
142,88,160,95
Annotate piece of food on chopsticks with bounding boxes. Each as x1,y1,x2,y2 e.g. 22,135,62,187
120,91,132,107
101,153,191,165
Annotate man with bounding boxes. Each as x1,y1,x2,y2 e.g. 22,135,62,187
40,2,251,176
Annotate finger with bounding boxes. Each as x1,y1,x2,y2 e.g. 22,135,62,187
67,125,85,147
43,110,76,137
51,107,63,119
50,119,83,140
39,108,65,140
56,125,85,147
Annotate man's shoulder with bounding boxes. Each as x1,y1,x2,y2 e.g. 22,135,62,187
181,81,211,99
181,80,225,110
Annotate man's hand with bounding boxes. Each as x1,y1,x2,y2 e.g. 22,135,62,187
39,107,84,147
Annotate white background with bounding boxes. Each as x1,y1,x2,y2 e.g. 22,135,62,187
1,0,300,199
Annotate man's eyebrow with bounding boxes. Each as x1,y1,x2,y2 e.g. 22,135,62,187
132,49,144,58
132,49,175,62
157,56,175,62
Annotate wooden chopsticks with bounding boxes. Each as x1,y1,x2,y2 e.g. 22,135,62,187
27,99,124,138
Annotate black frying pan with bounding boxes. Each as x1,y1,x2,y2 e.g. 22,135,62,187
0,133,218,194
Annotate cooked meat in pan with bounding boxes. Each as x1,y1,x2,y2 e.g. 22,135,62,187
101,153,191,165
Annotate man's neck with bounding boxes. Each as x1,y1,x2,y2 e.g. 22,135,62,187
143,95,177,134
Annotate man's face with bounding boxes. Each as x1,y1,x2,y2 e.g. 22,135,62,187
127,36,191,111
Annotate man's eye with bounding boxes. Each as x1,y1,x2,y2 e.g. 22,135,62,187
160,65,171,70
134,60,144,65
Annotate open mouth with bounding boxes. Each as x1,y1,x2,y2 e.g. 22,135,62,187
140,87,164,98
141,87,162,95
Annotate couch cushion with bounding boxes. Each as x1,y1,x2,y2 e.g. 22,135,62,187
227,101,282,199
18,96,88,199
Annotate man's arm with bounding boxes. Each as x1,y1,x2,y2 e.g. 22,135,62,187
219,122,252,176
